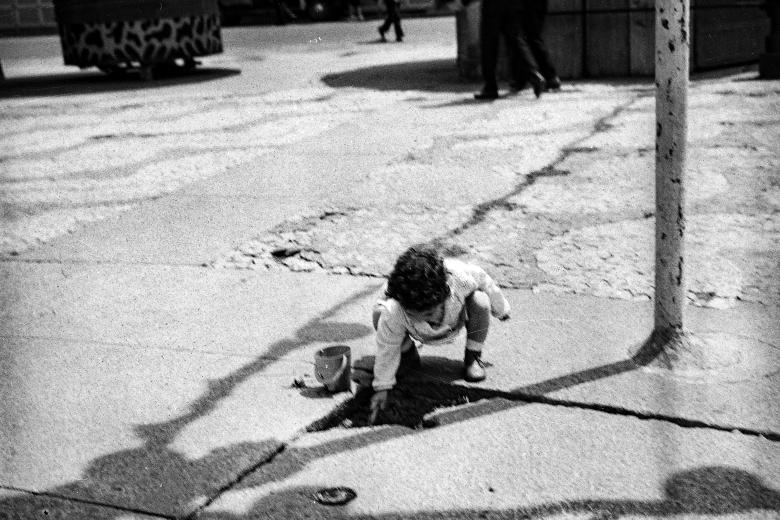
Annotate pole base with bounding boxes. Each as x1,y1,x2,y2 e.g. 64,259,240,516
760,53,780,79
630,330,779,382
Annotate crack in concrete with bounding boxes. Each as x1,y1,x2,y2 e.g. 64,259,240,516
0,257,206,267
0,485,175,520
304,379,780,442
215,95,646,277
426,95,642,248
185,443,287,520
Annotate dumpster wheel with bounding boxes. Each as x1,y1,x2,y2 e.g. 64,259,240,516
97,58,201,81
139,64,155,81
98,64,129,77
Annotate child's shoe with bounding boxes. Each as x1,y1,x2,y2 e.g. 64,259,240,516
463,350,486,382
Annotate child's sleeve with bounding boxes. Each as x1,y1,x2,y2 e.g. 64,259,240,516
373,300,407,391
466,263,511,319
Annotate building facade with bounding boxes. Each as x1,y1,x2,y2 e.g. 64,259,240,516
0,0,56,33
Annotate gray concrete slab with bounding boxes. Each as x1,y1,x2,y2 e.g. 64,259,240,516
0,335,295,516
1,264,380,515
1,18,778,519
347,287,780,435
203,402,780,519
1,263,379,356
0,488,164,520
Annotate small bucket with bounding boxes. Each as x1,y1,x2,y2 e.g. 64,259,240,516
314,345,352,393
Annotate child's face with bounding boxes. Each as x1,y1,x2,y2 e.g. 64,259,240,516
405,302,444,324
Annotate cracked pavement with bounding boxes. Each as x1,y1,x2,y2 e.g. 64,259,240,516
3,50,779,308
1,17,779,520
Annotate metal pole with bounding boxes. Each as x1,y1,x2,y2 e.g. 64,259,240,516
653,0,689,338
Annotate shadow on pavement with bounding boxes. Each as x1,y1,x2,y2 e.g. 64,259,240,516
2,303,773,518
0,283,377,518
321,58,477,93
321,59,662,97
0,67,241,99
312,335,659,430
192,466,780,519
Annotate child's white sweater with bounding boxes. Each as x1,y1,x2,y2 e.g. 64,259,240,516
372,258,511,391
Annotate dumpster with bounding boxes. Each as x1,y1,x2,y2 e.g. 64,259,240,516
53,0,223,78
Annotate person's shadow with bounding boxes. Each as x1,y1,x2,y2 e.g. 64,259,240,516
321,58,477,94
0,284,377,519
0,67,241,99
2,285,776,519
192,465,780,519
188,465,780,519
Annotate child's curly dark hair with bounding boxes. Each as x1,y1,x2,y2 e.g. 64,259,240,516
386,244,450,311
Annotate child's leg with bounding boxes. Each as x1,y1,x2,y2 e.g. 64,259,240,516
464,291,491,381
465,290,491,349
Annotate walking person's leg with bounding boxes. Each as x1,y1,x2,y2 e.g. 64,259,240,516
475,0,500,99
502,7,535,91
391,1,403,41
509,0,545,97
378,0,392,41
522,0,560,89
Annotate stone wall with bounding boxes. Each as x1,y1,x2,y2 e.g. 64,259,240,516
457,0,771,79
0,0,56,34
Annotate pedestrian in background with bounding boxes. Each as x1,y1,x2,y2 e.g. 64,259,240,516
475,0,545,99
378,0,404,42
272,0,297,24
519,0,561,91
348,0,365,20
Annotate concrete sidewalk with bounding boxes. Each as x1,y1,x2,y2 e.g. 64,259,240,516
1,267,778,518
1,19,779,519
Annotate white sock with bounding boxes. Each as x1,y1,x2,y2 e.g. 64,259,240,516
465,339,483,352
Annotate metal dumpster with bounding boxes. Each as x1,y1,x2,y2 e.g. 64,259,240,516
53,0,223,78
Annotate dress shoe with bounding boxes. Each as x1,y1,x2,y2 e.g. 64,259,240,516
474,88,499,100
463,350,486,382
545,75,562,91
378,27,387,42
529,71,546,98
508,81,523,94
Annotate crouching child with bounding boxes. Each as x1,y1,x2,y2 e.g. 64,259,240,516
369,244,511,423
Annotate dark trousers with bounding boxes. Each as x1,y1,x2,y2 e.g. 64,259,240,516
480,0,538,91
520,0,557,80
379,0,403,39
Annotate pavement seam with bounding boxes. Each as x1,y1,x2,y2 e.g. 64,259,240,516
306,376,780,442
211,95,647,278
423,95,646,245
506,390,780,442
0,334,285,362
0,485,175,519
0,257,207,267
183,443,287,520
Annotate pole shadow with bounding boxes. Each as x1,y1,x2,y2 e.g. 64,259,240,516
2,313,765,519
0,67,242,99
191,465,780,519
0,283,377,518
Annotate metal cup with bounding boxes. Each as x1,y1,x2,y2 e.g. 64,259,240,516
314,345,352,392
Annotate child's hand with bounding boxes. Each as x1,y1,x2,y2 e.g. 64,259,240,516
369,390,389,425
